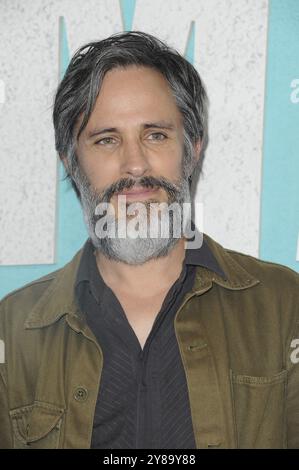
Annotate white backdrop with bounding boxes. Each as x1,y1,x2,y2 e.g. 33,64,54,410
0,0,268,266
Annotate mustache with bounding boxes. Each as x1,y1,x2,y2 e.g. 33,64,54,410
99,176,181,203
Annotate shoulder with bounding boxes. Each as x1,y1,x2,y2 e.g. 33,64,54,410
0,267,62,333
0,264,62,305
204,234,299,350
0,243,85,330
204,232,299,292
226,246,299,291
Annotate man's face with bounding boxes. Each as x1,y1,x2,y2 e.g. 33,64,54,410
66,65,199,264
75,65,185,209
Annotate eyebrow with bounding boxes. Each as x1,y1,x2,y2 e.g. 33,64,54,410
87,121,176,139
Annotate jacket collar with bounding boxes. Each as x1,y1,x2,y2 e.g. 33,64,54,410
25,233,260,329
189,233,260,293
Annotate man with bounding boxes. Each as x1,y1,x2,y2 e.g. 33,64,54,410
0,31,298,449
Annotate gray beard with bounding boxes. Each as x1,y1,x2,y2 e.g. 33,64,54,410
75,169,192,265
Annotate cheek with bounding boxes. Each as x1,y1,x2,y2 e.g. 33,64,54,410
157,151,183,178
80,154,119,189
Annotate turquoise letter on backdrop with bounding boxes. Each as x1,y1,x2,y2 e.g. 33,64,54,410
260,0,299,272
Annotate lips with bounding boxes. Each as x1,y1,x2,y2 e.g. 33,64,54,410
116,187,158,197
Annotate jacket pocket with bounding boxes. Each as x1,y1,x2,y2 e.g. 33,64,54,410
230,369,287,449
9,401,64,449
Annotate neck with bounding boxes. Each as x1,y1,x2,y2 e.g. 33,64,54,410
94,237,186,296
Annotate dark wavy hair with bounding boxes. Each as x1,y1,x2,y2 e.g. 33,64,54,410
53,30,209,199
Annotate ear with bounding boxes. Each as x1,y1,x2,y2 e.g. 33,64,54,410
194,139,202,163
60,155,69,174
188,139,202,177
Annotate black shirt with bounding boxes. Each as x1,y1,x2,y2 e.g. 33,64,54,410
75,235,226,449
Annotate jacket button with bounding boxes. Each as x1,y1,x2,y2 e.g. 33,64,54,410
74,387,88,402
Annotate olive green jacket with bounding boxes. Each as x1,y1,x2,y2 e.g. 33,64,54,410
1,233,299,449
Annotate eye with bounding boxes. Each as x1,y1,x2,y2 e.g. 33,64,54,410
147,132,167,141
95,136,116,145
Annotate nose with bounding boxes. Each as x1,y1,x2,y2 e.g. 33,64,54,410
119,137,151,178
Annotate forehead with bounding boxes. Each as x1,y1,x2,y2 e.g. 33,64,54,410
78,65,183,134
99,65,173,96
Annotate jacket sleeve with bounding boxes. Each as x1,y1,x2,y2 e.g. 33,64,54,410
286,314,299,448
0,299,13,448
0,364,13,448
